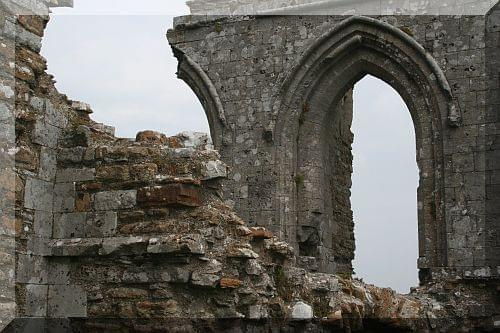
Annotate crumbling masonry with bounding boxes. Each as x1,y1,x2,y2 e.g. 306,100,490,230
0,0,499,331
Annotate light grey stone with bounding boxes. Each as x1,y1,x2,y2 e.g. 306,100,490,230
33,119,61,149
24,178,53,212
147,235,205,255
248,304,268,319
58,147,85,163
53,183,75,213
53,212,86,238
291,301,313,320
39,147,57,181
26,284,48,317
16,255,48,284
191,272,219,287
85,212,117,237
29,96,45,111
99,236,144,256
202,160,228,180
93,190,136,211
4,20,42,52
47,285,87,318
47,259,71,285
34,211,53,238
45,101,68,129
56,168,95,183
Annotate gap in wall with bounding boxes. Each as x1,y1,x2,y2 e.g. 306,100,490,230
351,75,419,294
41,13,209,139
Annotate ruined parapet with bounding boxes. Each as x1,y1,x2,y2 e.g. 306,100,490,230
185,0,497,15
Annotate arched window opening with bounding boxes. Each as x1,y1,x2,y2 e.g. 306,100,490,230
351,75,419,294
41,14,210,140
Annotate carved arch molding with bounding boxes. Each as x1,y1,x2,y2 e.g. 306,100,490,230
274,16,460,281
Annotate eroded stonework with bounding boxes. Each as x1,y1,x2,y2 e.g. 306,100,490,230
0,0,499,331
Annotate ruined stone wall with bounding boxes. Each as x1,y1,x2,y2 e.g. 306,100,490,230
186,0,497,15
1,0,498,330
168,13,498,281
296,90,355,275
485,1,500,278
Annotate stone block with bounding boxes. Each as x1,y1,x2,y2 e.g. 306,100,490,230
290,301,313,321
47,285,87,318
33,210,52,238
135,130,167,145
25,284,48,317
58,147,85,163
33,119,61,149
85,212,117,237
53,212,86,238
56,168,95,183
202,160,228,180
4,19,42,52
50,238,102,257
219,278,242,289
53,183,75,213
248,304,268,319
99,236,145,256
29,96,45,111
137,184,201,207
106,287,148,299
93,190,137,211
191,272,219,287
27,237,51,256
38,147,57,181
47,259,70,285
24,178,53,212
163,267,190,283
17,15,46,37
16,255,48,284
45,101,68,129
147,234,205,255
75,192,91,212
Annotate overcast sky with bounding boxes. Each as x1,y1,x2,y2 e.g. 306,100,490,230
43,1,419,293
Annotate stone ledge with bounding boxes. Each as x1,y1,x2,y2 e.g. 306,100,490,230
45,234,207,258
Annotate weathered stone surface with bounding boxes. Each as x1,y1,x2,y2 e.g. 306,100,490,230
94,190,136,211
147,235,205,255
107,288,148,299
136,130,168,145
56,167,95,183
249,227,273,239
202,160,227,180
24,178,53,211
33,119,60,149
47,285,87,317
219,278,242,289
8,3,500,330
191,272,219,287
290,301,313,321
38,147,57,181
85,211,117,237
53,183,75,212
137,184,201,207
52,212,86,238
25,284,48,317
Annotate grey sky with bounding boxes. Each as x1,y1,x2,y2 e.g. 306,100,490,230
43,1,419,293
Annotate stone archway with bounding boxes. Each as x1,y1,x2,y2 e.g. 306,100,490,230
172,46,228,149
274,16,460,282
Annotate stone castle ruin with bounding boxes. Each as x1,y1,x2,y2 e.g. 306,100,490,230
0,0,499,331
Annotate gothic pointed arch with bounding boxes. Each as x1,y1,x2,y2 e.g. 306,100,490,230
273,16,458,280
172,46,227,148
